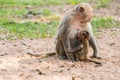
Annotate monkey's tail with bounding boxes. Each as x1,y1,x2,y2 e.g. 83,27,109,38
85,59,102,67
89,59,101,64
27,51,56,57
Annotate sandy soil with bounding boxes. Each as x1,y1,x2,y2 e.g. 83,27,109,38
0,27,120,80
0,0,120,80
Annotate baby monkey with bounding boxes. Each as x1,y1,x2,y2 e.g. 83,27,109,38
76,31,90,61
68,31,101,64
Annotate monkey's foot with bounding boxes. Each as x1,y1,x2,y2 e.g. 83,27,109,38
68,56,76,62
57,55,67,60
75,57,80,61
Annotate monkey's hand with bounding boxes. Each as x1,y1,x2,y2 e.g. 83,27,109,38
67,48,74,53
67,45,84,53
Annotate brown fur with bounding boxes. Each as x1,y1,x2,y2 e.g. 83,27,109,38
75,31,101,64
55,3,100,61
27,3,100,61
76,31,90,61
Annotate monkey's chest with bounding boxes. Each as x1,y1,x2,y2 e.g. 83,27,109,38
72,22,87,31
70,38,85,48
68,26,87,39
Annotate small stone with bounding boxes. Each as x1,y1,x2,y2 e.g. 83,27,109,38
109,43,116,46
21,40,27,46
13,44,17,46
72,76,75,80
60,65,64,68
59,70,63,73
36,69,45,75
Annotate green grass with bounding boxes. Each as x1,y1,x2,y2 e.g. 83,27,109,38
0,6,53,19
0,0,112,8
41,9,52,16
0,0,90,7
0,0,112,19
0,17,119,40
0,19,59,39
92,17,120,35
0,7,27,18
92,17,119,28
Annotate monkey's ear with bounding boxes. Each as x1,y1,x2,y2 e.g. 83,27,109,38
79,7,84,12
74,6,85,12
75,6,80,12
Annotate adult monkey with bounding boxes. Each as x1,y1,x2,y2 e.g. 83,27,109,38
28,3,100,61
55,3,100,61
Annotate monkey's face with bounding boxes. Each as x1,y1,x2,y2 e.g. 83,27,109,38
75,3,93,23
77,31,90,40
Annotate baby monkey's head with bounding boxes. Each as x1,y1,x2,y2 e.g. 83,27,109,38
77,31,90,40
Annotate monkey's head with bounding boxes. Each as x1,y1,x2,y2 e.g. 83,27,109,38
73,3,93,23
77,31,90,40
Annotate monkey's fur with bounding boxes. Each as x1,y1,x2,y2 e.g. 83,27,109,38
77,31,90,61
55,3,100,61
28,3,100,62
71,31,101,64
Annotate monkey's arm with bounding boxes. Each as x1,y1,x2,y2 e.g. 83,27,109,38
88,23,99,58
89,36,99,57
67,45,83,53
67,30,89,53
62,37,84,53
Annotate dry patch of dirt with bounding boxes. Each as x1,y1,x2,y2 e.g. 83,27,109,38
0,27,120,80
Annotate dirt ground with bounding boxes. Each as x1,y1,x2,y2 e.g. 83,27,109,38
0,0,120,80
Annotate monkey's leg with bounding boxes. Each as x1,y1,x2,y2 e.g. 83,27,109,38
62,38,75,61
56,39,67,60
89,36,101,59
75,53,80,61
